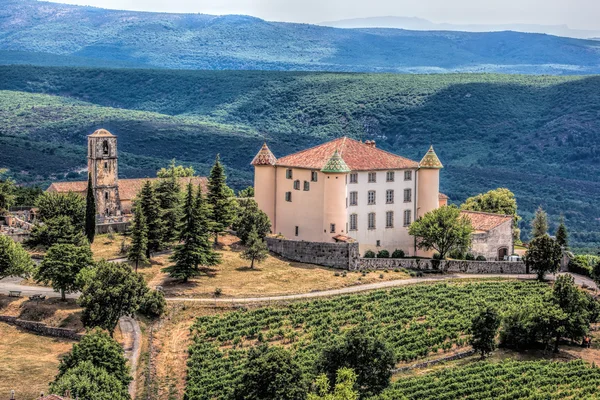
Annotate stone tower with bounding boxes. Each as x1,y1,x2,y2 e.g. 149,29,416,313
88,129,121,217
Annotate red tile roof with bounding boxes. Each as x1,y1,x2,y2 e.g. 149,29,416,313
460,210,512,232
275,137,419,171
47,177,207,201
439,193,449,200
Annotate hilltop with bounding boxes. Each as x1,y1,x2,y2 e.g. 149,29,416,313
1,66,599,248
0,0,599,74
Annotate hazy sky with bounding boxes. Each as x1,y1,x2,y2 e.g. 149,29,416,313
52,0,600,30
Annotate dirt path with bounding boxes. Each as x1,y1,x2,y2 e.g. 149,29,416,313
119,316,142,398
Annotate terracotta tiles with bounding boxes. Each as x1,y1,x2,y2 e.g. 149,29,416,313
460,210,513,232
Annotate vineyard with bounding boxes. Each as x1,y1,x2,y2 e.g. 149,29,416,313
376,360,600,399
186,280,552,399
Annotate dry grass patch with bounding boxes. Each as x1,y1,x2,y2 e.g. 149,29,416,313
91,233,130,261
0,322,74,399
139,236,409,298
0,295,83,332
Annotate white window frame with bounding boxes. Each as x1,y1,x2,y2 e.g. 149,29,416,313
404,170,412,181
404,188,412,203
386,171,395,182
368,190,376,205
368,172,377,183
350,173,358,184
404,210,412,227
349,214,358,231
386,189,394,204
386,211,394,228
349,191,358,206
368,212,376,230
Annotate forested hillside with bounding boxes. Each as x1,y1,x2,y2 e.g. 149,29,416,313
1,65,599,248
1,0,600,74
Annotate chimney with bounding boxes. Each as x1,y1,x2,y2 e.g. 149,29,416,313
365,140,376,148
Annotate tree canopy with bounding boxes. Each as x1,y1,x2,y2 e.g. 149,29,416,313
470,307,501,359
128,202,148,271
0,170,15,215
309,368,359,400
138,180,165,258
461,188,521,241
50,361,130,400
0,235,34,279
524,234,562,280
36,191,86,229
207,154,237,244
157,159,195,178
531,206,549,239
35,243,93,300
232,198,271,245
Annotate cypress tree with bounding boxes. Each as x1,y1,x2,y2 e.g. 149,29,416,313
531,206,548,238
128,203,148,272
164,184,220,282
139,181,165,258
85,173,96,244
207,154,236,245
555,215,569,249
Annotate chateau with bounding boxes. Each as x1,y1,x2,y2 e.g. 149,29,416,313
47,129,205,218
252,137,446,256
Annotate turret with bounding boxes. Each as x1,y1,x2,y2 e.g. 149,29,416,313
417,146,443,219
321,150,350,242
251,143,277,231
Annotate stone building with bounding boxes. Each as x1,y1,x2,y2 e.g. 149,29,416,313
460,210,514,261
252,137,443,256
47,129,206,217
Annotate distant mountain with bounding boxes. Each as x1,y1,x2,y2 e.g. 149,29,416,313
0,0,599,74
320,16,600,39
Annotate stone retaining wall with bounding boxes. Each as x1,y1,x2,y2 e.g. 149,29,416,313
392,349,476,373
265,237,358,269
354,258,526,274
97,221,130,234
0,315,82,340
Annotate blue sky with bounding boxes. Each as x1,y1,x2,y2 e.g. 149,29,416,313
51,0,599,30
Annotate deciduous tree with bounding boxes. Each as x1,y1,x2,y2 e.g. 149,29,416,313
232,198,271,244
408,205,473,260
461,188,521,241
470,307,501,359
241,227,269,269
35,243,93,300
309,368,359,400
50,361,130,400
0,235,34,279
36,191,86,229
524,234,562,280
157,159,195,178
26,215,87,248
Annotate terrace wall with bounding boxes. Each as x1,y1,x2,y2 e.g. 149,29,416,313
265,237,359,269
0,315,82,340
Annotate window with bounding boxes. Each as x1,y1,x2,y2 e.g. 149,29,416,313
386,171,395,182
349,191,358,206
330,223,336,233
294,180,300,190
102,140,109,155
286,169,293,179
386,189,394,204
376,240,381,247
404,188,412,203
368,212,376,229
404,210,412,227
386,211,394,228
404,170,413,181
104,161,108,170
349,214,358,231
304,181,310,191
295,226,299,236
104,192,109,200
368,190,376,205
350,173,358,184
311,171,318,182
368,172,377,183
285,192,292,202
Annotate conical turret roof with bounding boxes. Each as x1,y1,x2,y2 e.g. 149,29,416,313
419,146,443,169
251,143,277,166
321,150,351,173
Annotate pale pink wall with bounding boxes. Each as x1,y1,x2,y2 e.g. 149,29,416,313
416,168,440,257
323,172,349,242
254,165,276,231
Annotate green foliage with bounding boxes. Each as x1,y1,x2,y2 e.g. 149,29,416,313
57,328,131,387
232,198,271,245
50,361,130,400
391,249,405,259
476,255,487,261
375,360,600,400
470,307,501,358
0,171,15,214
465,252,475,260
138,180,165,257
36,191,86,229
568,254,600,277
233,345,307,400
157,159,195,178
525,234,562,280
376,250,390,259
155,174,183,244
127,202,148,271
12,185,43,207
461,188,521,241
26,215,87,248
0,234,34,279
208,154,237,243
238,186,255,198
409,205,473,259
318,327,396,398
79,260,148,334
138,290,167,319
593,260,600,285
531,206,549,238
35,243,93,300
363,250,376,258
556,215,569,248
164,184,220,282
309,368,359,400
240,227,269,269
85,173,96,244
185,280,550,399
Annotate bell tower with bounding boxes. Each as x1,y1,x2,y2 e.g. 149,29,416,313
87,129,121,217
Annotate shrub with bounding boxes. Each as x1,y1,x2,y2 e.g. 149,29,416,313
449,249,465,259
364,250,376,258
465,253,475,260
393,268,400,272
334,272,340,277
379,274,384,279
139,290,166,319
432,253,442,260
377,250,390,258
476,255,487,261
391,249,405,258
214,288,223,297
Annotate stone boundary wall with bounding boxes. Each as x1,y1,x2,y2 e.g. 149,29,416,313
265,237,358,269
354,258,527,274
392,349,476,373
0,315,83,340
97,221,130,234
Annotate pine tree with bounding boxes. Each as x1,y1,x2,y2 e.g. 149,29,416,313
163,184,220,283
139,181,165,258
207,154,236,245
241,227,269,269
156,171,182,244
85,173,96,244
556,215,569,249
128,203,148,272
531,206,548,238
